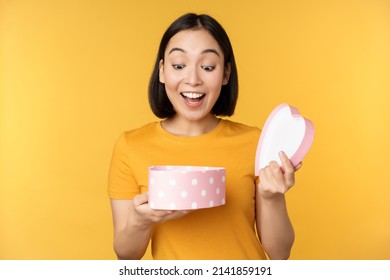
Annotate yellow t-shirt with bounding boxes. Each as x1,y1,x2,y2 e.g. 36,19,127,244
108,119,267,259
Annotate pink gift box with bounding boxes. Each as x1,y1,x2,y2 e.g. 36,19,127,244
148,166,226,210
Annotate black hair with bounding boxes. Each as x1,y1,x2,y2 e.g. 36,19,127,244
148,13,238,118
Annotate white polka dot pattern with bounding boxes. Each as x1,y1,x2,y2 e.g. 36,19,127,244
148,166,226,210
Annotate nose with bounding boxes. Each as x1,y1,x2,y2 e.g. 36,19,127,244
185,66,202,86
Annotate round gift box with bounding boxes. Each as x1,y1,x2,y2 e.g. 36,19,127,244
148,166,226,210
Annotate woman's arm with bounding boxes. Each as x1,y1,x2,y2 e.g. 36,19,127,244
110,193,190,259
255,151,300,260
110,198,151,260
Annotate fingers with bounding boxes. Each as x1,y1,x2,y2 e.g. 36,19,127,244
132,193,191,225
279,151,294,174
133,193,170,220
162,210,193,221
145,209,191,224
263,160,290,193
258,151,299,197
279,151,295,187
279,151,302,172
294,162,303,171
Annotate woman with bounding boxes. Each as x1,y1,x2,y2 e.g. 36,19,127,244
108,13,299,260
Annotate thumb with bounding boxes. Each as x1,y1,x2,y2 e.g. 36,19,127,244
133,192,149,207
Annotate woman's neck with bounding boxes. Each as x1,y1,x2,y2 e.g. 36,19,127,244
161,114,220,137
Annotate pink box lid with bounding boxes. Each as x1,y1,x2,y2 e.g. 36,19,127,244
255,103,315,175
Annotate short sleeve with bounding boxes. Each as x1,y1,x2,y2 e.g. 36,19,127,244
107,133,140,199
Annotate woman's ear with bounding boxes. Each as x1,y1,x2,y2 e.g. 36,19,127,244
159,59,165,84
223,63,231,85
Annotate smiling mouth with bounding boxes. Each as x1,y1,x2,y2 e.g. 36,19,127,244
181,92,206,102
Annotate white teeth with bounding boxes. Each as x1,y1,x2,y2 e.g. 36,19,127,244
182,92,205,99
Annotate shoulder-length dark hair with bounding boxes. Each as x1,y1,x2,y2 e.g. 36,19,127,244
148,13,238,118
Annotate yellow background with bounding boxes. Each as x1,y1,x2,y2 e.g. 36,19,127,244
1,0,389,259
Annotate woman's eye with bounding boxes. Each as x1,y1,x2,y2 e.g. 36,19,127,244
172,64,185,70
201,65,215,71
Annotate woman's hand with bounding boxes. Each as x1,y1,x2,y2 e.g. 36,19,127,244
132,192,191,228
110,193,192,259
257,151,301,200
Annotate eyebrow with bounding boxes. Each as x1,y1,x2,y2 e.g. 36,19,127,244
168,47,220,57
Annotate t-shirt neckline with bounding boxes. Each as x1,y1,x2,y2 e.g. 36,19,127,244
154,118,227,142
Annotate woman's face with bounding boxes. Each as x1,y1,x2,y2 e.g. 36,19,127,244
159,29,230,122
